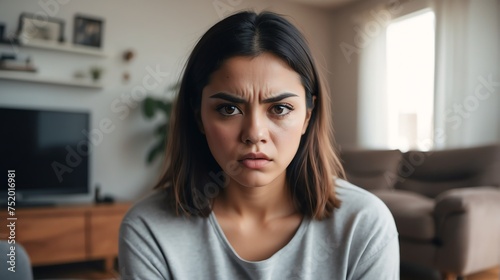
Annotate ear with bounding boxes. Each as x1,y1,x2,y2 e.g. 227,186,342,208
302,96,316,135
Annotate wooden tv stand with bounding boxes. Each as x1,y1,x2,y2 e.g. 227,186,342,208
1,202,131,271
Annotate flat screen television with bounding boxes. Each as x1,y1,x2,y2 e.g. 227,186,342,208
0,107,90,205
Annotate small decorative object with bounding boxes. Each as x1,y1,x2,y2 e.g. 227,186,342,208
94,184,115,204
74,70,86,79
123,49,135,62
123,71,130,82
16,13,65,43
89,66,103,82
122,49,135,83
73,15,104,48
0,53,37,72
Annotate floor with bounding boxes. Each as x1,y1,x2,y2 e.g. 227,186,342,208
33,262,499,280
469,268,500,280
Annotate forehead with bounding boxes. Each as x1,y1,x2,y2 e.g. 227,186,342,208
204,53,305,97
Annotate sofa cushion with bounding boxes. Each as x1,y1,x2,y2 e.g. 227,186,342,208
395,145,500,198
372,190,435,241
341,149,402,191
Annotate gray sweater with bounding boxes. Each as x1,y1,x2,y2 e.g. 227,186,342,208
119,179,399,279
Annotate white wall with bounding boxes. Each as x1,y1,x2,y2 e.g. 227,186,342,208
0,0,336,203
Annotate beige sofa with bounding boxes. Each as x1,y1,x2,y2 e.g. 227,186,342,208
341,144,500,279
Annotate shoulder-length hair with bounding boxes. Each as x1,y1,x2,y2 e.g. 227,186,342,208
154,11,344,219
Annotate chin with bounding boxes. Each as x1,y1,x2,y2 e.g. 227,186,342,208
230,172,284,189
236,181,272,189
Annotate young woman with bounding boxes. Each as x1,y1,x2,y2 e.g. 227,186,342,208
119,11,399,280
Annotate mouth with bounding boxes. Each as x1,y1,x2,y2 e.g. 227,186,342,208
238,153,271,169
239,152,270,161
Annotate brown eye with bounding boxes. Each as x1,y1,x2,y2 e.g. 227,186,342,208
217,105,241,116
270,104,293,116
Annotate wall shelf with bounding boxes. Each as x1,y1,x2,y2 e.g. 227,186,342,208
0,71,103,89
1,39,108,57
21,39,108,57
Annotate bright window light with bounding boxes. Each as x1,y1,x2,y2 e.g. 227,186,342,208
386,10,435,151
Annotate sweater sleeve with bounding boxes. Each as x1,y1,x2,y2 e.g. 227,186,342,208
119,218,171,280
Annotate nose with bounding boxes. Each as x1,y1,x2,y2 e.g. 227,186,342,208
241,111,268,145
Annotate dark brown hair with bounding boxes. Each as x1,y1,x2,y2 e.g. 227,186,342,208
154,11,344,219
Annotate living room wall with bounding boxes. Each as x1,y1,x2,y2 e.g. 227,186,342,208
0,0,336,203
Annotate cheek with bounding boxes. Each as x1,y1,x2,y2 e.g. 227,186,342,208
206,123,233,143
202,118,239,158
270,117,305,154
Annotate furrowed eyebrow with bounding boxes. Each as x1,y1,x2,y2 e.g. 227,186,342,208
262,93,298,103
209,92,298,104
209,93,246,103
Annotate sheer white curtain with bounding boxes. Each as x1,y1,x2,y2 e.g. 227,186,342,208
357,21,388,149
433,0,500,148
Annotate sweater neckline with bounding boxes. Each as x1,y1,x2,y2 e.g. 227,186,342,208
208,210,310,268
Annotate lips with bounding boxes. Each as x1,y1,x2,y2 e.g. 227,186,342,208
239,152,270,161
238,152,271,169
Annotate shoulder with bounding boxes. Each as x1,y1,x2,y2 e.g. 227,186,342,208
335,179,392,215
331,178,398,255
119,189,193,279
119,189,207,275
333,178,397,230
122,189,172,224
334,178,393,221
331,179,400,278
120,189,199,238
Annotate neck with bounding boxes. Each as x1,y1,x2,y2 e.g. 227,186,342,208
213,173,297,222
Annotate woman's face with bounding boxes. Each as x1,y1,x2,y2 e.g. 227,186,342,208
200,52,312,189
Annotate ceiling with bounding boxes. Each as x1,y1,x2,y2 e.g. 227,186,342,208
286,0,360,9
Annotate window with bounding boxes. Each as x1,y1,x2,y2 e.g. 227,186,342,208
386,10,435,151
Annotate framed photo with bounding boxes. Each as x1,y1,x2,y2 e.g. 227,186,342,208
73,15,104,48
17,13,65,43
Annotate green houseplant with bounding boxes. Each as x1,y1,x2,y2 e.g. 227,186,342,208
142,84,177,163
90,66,103,82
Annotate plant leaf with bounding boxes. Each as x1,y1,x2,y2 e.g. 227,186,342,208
143,97,157,118
146,140,166,164
155,123,168,135
157,101,172,117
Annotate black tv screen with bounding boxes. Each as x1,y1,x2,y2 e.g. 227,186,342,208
0,107,90,199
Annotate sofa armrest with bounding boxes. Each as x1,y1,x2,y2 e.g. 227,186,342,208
433,186,500,274
434,186,500,225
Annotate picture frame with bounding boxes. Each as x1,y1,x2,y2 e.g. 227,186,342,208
73,15,104,48
16,13,65,43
